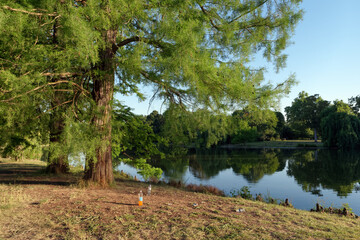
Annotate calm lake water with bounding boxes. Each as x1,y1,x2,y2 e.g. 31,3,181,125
117,149,360,215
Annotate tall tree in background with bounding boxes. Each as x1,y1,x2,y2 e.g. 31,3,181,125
349,95,360,117
321,100,360,149
285,92,329,142
274,111,286,139
1,0,303,186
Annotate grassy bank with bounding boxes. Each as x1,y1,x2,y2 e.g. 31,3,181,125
1,159,359,239
222,140,324,149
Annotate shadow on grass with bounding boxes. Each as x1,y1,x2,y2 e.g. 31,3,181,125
0,179,73,186
104,201,137,206
0,162,77,186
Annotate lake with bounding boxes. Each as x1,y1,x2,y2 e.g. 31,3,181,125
117,148,360,215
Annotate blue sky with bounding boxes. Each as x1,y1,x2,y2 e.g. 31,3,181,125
117,0,360,115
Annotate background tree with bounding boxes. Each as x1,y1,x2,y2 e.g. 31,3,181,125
349,95,360,116
146,111,165,135
160,106,230,150
230,108,277,142
321,101,360,149
274,112,286,139
285,92,329,142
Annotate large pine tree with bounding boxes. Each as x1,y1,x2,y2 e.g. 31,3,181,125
1,0,303,186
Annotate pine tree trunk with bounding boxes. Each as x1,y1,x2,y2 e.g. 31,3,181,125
46,13,69,174
46,118,70,174
84,29,117,186
314,128,318,143
47,88,70,174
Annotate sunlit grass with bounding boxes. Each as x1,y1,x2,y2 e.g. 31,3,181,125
0,185,30,210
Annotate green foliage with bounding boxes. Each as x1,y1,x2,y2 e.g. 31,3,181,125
112,102,167,160
161,106,231,150
348,95,360,116
321,111,360,149
146,111,165,135
230,120,258,144
275,112,286,139
122,158,163,181
341,203,353,214
230,108,278,142
285,92,330,140
230,186,253,200
320,100,359,149
110,101,166,180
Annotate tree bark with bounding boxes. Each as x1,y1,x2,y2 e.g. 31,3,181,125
46,12,69,174
47,86,70,174
84,29,117,186
314,128,318,143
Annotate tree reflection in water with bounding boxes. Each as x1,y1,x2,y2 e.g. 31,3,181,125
185,149,285,182
287,150,360,196
151,149,360,197
228,149,283,183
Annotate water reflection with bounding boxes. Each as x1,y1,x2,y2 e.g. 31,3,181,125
188,150,230,179
149,157,188,180
151,149,360,197
228,149,283,183
287,150,360,196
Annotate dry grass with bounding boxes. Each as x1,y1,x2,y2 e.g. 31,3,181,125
0,159,359,240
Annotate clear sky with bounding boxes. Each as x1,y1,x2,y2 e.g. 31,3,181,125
117,0,360,115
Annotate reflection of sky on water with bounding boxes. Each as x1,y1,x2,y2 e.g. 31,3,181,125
117,156,360,215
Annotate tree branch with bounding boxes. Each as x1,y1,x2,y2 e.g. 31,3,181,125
228,0,269,24
41,72,82,78
3,6,58,17
1,80,89,103
117,36,166,49
117,36,140,47
140,70,190,106
35,100,73,119
198,4,220,30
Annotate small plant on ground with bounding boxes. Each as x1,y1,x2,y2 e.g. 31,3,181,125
230,186,253,200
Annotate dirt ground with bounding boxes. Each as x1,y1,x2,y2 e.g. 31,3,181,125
1,159,359,240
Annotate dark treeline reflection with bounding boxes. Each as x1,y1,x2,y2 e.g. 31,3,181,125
287,150,360,196
152,149,287,182
150,149,360,197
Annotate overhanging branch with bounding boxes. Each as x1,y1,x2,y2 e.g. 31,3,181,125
198,4,221,30
140,70,190,107
1,80,89,103
117,36,166,49
42,72,82,78
35,100,73,119
3,6,58,17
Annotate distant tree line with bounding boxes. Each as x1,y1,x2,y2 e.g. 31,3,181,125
285,92,360,149
135,92,360,153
